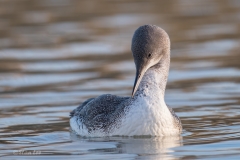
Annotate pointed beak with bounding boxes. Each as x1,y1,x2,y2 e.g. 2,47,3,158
131,65,147,97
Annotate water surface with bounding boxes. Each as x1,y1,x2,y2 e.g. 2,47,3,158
1,0,240,159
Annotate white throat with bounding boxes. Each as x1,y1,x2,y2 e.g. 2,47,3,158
134,53,170,99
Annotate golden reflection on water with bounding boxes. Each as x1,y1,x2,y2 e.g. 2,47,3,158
0,0,240,159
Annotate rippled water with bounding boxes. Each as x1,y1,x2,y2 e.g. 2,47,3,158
1,0,240,159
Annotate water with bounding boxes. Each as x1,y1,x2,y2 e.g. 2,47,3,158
1,0,240,159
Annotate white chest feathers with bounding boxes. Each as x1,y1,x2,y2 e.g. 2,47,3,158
111,70,180,136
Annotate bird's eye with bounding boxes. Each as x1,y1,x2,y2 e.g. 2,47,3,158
148,54,151,58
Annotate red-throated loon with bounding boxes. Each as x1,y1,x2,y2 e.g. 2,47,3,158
70,24,182,137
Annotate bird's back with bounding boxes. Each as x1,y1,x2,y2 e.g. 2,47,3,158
70,94,130,135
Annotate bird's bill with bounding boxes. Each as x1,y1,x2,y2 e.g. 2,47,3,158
131,66,146,97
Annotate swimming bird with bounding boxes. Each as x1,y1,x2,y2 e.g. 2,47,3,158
70,24,182,137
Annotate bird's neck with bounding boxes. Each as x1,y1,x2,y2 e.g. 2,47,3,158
134,53,170,99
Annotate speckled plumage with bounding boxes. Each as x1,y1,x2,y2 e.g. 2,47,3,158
70,24,182,137
70,95,130,134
